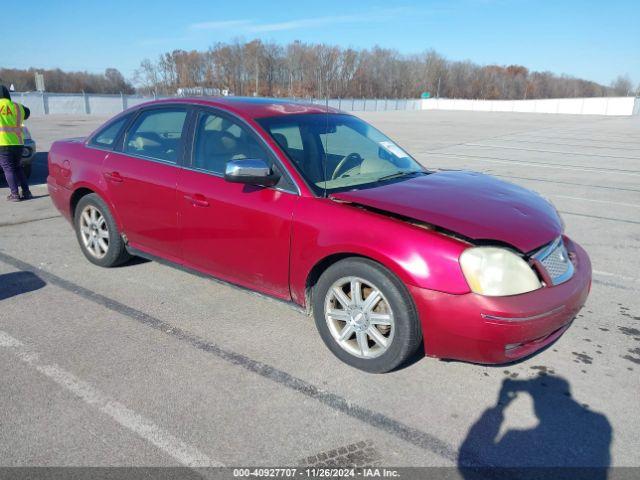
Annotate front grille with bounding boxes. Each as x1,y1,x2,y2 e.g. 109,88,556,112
533,237,574,286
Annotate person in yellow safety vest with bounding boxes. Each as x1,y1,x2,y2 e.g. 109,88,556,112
0,84,32,202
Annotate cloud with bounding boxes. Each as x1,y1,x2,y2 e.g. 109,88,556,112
247,12,394,33
189,19,254,31
188,8,411,34
141,7,415,48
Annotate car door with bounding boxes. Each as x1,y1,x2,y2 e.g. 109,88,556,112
103,106,189,262
177,108,298,299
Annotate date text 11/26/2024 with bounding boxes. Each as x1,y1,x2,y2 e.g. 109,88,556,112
232,468,400,478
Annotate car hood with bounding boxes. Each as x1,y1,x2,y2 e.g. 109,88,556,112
331,171,562,253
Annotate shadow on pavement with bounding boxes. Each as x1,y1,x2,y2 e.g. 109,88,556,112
0,271,46,301
29,151,49,186
116,256,151,268
459,375,612,480
0,152,48,188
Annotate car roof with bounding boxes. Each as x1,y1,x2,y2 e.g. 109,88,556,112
134,96,342,119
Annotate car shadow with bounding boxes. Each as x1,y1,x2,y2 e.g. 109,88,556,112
23,195,50,200
0,271,46,301
116,256,151,268
29,151,49,186
392,342,426,371
458,375,612,480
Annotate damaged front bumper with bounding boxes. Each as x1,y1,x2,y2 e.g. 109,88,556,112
409,238,592,364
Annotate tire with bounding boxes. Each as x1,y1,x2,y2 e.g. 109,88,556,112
74,193,130,267
312,257,422,373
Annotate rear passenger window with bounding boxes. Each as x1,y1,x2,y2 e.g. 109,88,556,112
90,116,128,149
124,109,187,163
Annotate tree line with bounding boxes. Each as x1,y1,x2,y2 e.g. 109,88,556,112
0,67,135,94
134,40,637,99
2,40,637,98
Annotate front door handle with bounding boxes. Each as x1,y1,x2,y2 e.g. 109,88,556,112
104,171,123,183
183,193,209,207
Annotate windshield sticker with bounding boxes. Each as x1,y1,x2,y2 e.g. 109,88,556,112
379,141,409,158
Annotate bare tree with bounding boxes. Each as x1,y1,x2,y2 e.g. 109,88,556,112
23,38,612,99
1,67,134,93
610,75,633,96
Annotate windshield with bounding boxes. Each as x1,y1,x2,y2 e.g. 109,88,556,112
257,113,424,195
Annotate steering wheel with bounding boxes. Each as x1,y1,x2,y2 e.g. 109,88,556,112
331,152,364,180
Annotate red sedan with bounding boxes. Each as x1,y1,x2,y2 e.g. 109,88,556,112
47,98,591,372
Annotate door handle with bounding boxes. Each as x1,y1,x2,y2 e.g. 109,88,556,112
104,171,123,183
183,193,209,207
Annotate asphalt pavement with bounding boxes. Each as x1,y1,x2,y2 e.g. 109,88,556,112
0,111,638,472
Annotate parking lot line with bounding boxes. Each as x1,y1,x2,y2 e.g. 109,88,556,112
492,138,640,151
0,250,462,465
593,270,640,284
546,195,640,209
0,330,221,468
491,174,640,193
558,211,640,225
427,152,640,176
463,143,640,160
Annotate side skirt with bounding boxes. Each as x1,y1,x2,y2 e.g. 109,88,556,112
125,245,307,315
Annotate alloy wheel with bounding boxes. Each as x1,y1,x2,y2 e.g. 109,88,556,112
79,205,109,259
324,276,395,359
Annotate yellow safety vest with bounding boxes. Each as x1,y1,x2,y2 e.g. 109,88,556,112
0,98,25,146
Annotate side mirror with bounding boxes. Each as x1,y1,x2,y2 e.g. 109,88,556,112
224,158,280,187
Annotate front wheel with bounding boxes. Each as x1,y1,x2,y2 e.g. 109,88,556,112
74,193,130,267
313,258,422,373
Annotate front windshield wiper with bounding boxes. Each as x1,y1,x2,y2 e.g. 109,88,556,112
376,170,427,183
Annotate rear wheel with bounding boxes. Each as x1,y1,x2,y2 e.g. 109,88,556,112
74,193,130,267
313,258,422,373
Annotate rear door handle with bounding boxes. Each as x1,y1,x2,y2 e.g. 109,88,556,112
104,171,123,183
183,193,209,207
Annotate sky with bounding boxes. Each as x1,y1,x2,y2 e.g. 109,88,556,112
5,0,640,87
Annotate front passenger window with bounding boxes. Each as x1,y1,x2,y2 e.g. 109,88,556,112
193,112,269,174
125,109,187,163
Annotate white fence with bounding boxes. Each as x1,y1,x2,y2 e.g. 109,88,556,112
10,92,639,116
11,92,174,116
421,96,638,116
11,92,421,116
309,98,422,112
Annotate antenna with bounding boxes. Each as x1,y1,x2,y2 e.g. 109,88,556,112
322,79,329,198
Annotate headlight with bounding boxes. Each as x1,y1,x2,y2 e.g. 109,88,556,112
460,247,541,296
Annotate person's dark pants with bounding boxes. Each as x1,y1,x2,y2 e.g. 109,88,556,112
0,146,29,196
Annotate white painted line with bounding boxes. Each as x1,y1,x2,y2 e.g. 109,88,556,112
593,270,639,283
429,152,640,177
548,194,640,209
0,330,222,467
497,138,640,151
463,143,640,160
